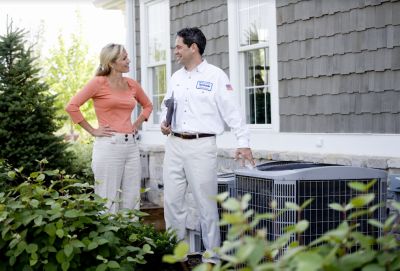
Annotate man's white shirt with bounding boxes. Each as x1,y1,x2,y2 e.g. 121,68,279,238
161,60,250,148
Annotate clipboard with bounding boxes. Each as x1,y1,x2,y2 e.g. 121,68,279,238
164,95,175,126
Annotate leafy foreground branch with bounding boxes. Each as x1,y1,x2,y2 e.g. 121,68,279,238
165,180,400,271
0,162,177,271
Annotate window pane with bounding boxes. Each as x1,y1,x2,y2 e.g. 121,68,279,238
244,48,271,124
238,0,273,46
151,65,167,124
147,1,168,63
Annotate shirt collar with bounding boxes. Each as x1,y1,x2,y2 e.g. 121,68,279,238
184,59,208,74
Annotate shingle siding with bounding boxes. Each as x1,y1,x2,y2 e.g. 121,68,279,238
135,0,141,82
278,0,400,133
170,0,229,74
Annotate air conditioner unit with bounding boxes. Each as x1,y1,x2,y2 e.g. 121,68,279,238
217,173,235,244
234,162,387,248
188,229,204,253
187,173,235,253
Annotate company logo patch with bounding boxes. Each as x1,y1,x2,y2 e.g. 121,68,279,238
196,81,213,91
226,84,233,91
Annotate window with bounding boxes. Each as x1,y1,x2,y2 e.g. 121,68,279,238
228,0,277,128
140,0,170,125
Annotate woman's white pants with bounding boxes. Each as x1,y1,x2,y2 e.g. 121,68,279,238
91,133,141,213
163,135,220,262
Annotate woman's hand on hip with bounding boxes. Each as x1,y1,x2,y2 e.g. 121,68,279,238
92,125,116,137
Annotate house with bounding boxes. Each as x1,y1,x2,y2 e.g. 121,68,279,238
93,0,400,207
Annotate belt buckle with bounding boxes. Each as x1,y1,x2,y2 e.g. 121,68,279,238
181,133,190,139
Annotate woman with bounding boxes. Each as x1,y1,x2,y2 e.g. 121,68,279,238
66,43,153,213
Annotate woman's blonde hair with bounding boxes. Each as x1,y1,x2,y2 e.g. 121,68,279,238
95,43,125,76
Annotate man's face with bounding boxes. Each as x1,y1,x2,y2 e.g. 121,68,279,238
174,36,192,66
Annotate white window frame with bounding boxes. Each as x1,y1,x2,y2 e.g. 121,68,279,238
139,0,171,130
227,0,279,132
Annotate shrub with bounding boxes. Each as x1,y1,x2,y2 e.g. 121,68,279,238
0,23,75,174
0,164,177,271
164,180,400,271
66,139,94,183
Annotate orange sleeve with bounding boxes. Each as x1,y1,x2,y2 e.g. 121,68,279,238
65,77,99,124
131,80,153,121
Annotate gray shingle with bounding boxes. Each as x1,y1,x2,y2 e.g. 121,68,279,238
392,47,400,70
394,70,400,90
393,1,400,25
364,5,376,29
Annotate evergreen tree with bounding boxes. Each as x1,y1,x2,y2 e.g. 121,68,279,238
0,22,74,173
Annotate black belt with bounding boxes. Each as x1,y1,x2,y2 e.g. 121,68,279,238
171,132,215,140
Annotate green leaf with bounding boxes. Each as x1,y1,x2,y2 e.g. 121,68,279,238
222,198,241,211
15,241,27,257
26,243,38,254
216,191,229,202
61,261,70,271
295,220,309,233
362,264,385,271
348,182,367,192
8,171,16,179
44,223,56,237
349,194,375,208
56,229,64,238
30,254,38,266
107,261,120,269
295,252,324,271
237,242,256,261
174,241,189,259
300,198,314,209
64,210,81,218
30,199,40,208
285,202,300,211
56,250,65,264
241,194,251,210
70,239,85,248
383,214,397,231
88,241,98,250
64,244,73,257
95,263,107,271
391,201,400,211
37,173,46,181
142,244,153,254
368,219,383,229
162,255,178,264
34,215,43,226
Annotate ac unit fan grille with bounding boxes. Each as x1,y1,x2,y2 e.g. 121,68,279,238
235,175,386,245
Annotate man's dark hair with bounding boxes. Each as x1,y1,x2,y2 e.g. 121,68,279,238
177,27,206,55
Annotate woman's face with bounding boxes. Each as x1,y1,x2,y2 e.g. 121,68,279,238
112,49,130,73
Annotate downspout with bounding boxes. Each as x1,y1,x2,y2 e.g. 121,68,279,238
125,0,136,79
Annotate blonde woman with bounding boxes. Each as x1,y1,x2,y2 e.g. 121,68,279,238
66,43,153,213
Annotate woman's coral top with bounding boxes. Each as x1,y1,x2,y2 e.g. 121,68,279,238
65,76,153,133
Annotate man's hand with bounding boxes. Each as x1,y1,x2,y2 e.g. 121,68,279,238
160,121,171,135
235,148,255,167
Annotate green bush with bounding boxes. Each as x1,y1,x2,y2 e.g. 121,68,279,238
164,180,400,271
0,23,75,174
66,139,94,183
0,164,177,271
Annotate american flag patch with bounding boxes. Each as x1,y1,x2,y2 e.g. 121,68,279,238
226,84,233,91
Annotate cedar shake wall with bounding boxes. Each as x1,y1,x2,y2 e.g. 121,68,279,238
276,0,400,133
169,0,229,74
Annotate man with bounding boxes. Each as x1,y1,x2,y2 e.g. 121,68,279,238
160,27,254,264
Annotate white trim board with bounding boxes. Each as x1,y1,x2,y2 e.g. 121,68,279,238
139,130,400,158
